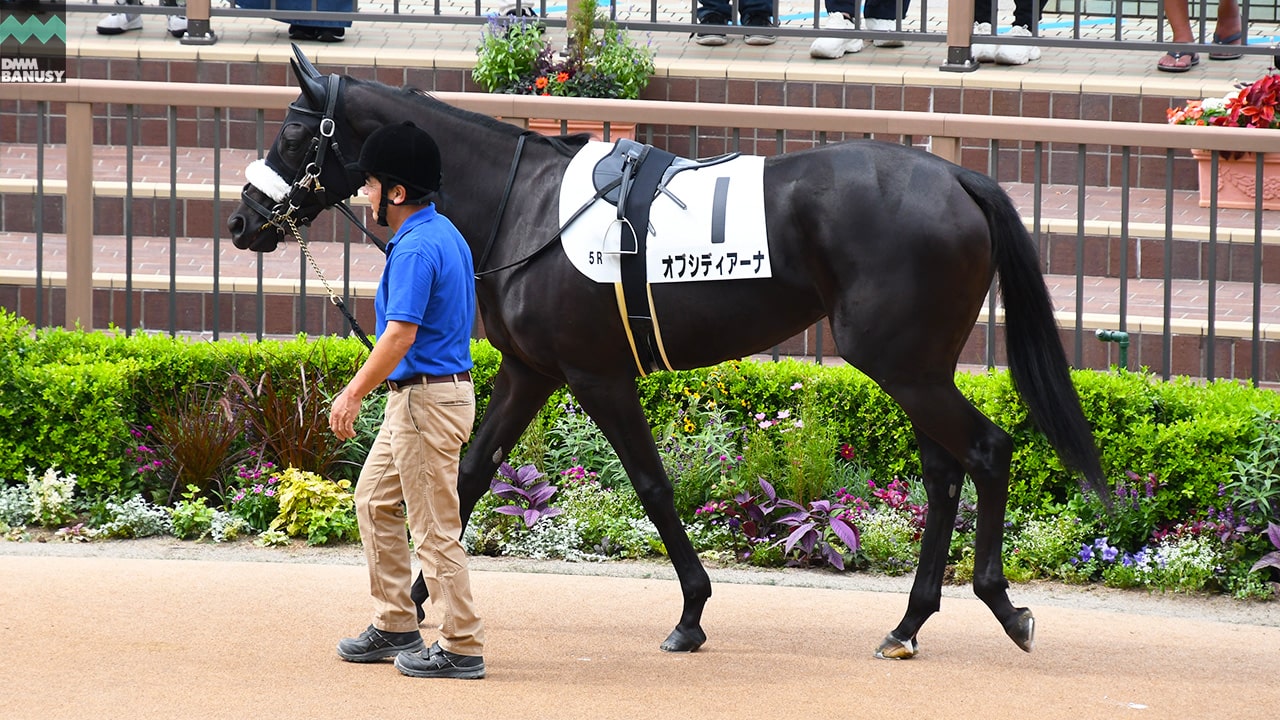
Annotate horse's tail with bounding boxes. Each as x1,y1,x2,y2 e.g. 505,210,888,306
956,169,1108,501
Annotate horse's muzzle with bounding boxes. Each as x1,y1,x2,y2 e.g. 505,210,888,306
228,186,282,253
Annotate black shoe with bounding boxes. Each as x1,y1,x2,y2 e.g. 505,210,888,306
337,625,425,663
315,27,344,42
394,641,486,679
694,12,730,47
741,14,777,46
288,24,318,41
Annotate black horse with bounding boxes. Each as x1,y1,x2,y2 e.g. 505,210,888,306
229,47,1105,660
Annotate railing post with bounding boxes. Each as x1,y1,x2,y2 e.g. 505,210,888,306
930,135,961,165
940,0,978,72
65,101,93,331
180,0,218,45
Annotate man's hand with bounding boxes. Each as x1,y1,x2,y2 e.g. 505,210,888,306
329,387,363,441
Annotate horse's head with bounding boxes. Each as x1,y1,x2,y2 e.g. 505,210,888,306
228,46,364,253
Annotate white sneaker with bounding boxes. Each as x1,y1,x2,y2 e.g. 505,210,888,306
167,14,188,38
995,24,1041,65
865,17,904,48
96,11,143,35
971,22,996,63
809,13,864,59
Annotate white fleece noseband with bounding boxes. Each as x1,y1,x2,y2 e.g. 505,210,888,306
245,159,292,203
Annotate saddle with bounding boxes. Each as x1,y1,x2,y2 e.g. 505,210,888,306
587,140,739,375
591,139,738,217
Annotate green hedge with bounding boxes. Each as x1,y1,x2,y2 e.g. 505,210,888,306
2,308,1277,524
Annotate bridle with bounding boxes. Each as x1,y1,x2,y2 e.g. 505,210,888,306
241,73,385,349
242,74,381,247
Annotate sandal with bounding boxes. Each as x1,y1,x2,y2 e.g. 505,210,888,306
1209,31,1244,60
1156,51,1199,73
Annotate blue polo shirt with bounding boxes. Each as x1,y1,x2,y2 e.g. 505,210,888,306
375,204,476,381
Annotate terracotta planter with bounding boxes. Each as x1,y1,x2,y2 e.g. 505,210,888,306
1191,149,1280,210
525,118,637,142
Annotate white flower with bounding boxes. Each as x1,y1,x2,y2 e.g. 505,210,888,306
1202,96,1229,112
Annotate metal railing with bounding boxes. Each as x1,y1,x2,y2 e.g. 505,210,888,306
65,0,1280,70
1,80,1278,383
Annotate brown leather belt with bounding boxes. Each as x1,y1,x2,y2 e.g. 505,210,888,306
385,371,472,391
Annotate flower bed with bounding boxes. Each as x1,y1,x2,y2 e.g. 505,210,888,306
0,309,1277,599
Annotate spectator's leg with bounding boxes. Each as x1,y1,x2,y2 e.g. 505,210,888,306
863,0,910,47
1010,0,1047,30
160,0,187,38
1208,0,1243,59
96,0,143,35
741,0,778,47
970,0,996,63
994,0,1043,64
1157,0,1199,71
810,0,864,59
693,0,733,46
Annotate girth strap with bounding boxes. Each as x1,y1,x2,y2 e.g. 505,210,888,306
614,144,677,376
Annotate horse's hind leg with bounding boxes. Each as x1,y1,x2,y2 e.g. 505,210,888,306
877,382,1030,654
411,357,561,622
568,376,711,652
875,432,963,659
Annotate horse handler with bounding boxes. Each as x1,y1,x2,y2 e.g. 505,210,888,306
327,121,486,680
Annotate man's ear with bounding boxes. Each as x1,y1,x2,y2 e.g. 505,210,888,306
388,184,406,205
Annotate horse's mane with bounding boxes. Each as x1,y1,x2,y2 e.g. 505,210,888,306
343,77,591,158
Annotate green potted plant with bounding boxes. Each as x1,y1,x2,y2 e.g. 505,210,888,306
472,3,656,138
1167,72,1280,210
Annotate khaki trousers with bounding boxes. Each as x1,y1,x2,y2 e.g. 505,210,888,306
355,379,485,656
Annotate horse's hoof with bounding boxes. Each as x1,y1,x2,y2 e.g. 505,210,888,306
873,633,918,660
1003,607,1035,653
659,626,706,653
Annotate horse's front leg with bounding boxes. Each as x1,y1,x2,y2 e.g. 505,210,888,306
457,358,563,525
411,356,562,622
568,375,711,652
876,433,963,660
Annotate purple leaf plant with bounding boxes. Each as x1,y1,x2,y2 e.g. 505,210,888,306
491,462,563,529
1250,521,1280,575
770,480,861,571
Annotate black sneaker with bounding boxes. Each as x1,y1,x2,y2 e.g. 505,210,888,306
288,24,318,41
337,625,425,663
694,12,730,47
394,641,486,679
742,14,777,46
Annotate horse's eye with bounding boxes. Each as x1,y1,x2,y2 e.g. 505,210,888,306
280,124,309,157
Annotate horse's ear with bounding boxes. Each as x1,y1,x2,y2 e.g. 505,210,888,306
291,43,323,80
289,46,326,109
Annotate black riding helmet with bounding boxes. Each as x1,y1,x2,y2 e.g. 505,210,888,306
351,121,442,226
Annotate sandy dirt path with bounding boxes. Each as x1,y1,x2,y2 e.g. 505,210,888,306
1,541,1277,719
